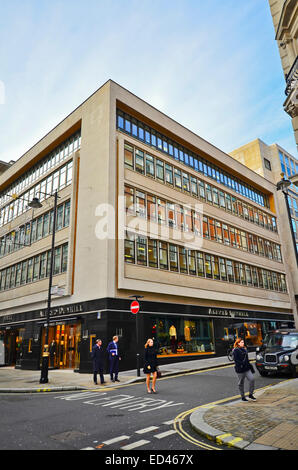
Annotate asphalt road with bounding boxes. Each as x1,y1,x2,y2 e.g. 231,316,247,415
0,363,288,453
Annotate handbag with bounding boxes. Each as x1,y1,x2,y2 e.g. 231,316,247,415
143,364,151,374
156,367,162,378
249,363,255,374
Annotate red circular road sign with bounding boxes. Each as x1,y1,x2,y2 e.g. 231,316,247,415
130,300,140,314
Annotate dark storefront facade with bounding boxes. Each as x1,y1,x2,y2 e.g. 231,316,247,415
0,298,294,372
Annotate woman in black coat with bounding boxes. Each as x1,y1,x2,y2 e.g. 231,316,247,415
143,338,158,394
233,338,256,401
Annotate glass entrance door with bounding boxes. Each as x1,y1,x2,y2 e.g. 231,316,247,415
41,323,81,369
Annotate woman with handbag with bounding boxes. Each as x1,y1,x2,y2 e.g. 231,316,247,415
233,338,256,401
143,338,158,394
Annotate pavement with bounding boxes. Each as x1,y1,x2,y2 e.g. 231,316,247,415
0,353,297,450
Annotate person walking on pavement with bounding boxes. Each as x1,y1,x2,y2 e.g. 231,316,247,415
91,339,106,385
107,335,121,382
143,338,158,394
233,338,256,401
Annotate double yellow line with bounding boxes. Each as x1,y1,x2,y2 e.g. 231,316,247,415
174,406,222,450
173,380,288,450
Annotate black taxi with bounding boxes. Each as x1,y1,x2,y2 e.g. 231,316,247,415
255,329,298,378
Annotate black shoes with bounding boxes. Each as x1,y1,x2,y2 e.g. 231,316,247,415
242,395,256,402
115,378,120,382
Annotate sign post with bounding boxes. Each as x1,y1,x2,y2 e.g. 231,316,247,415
129,295,144,377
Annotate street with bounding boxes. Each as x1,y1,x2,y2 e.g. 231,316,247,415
0,363,288,452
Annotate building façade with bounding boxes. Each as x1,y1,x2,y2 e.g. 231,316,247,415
0,80,295,373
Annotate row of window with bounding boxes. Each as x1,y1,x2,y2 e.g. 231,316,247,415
0,161,73,228
124,143,277,233
0,131,80,208
279,150,298,181
125,186,282,262
117,109,269,208
0,243,68,292
288,195,298,219
124,233,287,293
0,200,71,258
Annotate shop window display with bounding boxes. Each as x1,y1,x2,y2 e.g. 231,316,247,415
151,317,215,357
222,322,264,347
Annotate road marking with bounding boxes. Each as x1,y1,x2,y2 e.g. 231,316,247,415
172,381,289,451
163,419,175,425
121,440,150,450
154,429,177,439
81,447,95,450
102,435,130,445
54,391,184,413
135,426,159,434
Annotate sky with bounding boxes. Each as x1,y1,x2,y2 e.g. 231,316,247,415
0,0,297,165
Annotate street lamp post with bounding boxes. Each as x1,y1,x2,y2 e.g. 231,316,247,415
28,190,59,384
276,173,298,267
129,295,144,377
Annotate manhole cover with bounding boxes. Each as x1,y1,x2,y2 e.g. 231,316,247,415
50,430,87,441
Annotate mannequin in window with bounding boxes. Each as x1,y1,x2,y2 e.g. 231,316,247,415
184,326,191,342
169,325,177,353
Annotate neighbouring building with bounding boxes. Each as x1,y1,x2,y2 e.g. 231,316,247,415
230,138,298,321
0,80,295,373
269,0,298,151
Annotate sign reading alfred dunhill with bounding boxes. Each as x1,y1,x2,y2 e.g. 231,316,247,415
39,303,84,318
208,308,250,318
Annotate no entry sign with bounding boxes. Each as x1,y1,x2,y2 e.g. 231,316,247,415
130,300,140,314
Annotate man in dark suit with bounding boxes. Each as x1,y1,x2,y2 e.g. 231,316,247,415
91,339,106,385
107,335,121,382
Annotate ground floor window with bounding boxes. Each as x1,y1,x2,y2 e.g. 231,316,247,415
222,321,280,347
150,316,215,357
41,322,81,369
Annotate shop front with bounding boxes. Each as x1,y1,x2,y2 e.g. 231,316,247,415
0,327,24,367
0,298,295,371
150,316,215,357
40,322,81,369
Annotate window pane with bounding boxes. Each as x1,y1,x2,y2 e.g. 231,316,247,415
124,144,134,169
156,160,164,181
179,247,188,273
169,244,178,272
146,154,155,177
64,201,71,227
159,242,168,269
137,236,147,265
62,244,68,272
148,239,158,268
135,149,144,174
125,233,135,263
54,246,61,275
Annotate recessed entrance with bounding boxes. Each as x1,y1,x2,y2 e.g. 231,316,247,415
41,323,81,369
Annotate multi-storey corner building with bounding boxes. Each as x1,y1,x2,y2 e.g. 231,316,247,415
0,80,295,372
230,138,298,322
268,0,298,150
